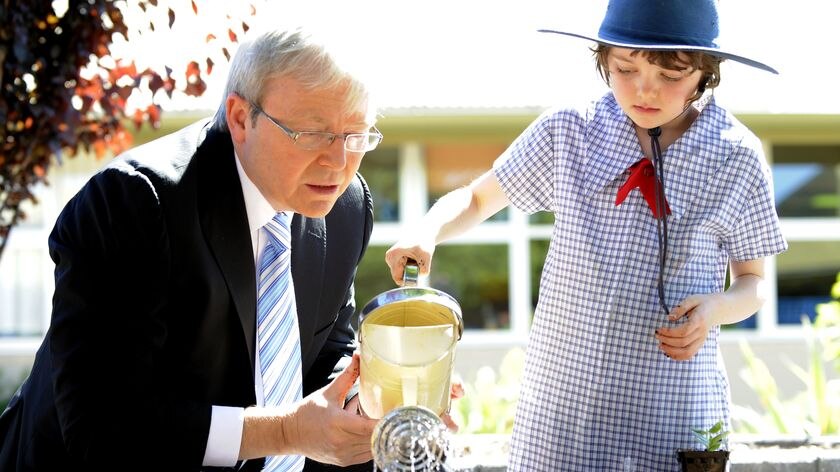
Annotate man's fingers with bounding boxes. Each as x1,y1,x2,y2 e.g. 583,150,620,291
325,354,361,403
441,413,459,433
450,381,465,400
343,395,364,415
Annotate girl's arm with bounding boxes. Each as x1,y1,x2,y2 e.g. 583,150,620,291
384,170,509,285
655,258,769,361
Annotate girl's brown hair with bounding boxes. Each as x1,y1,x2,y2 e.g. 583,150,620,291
593,44,722,102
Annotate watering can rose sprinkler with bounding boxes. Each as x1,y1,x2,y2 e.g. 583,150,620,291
358,260,463,471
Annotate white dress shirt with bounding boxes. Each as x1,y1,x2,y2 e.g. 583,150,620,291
202,153,292,466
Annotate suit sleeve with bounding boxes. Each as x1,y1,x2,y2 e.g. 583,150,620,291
47,162,207,470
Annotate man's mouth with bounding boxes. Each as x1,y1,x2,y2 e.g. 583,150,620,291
307,183,340,194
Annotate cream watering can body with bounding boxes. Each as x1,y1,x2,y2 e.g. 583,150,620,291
358,262,463,419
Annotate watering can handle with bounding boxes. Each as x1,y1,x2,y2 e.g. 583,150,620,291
403,258,420,287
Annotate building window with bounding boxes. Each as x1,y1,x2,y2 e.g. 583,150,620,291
773,144,840,329
0,247,50,336
353,243,512,331
351,245,394,330
529,232,551,314
0,189,54,337
775,240,840,325
0,156,102,339
425,142,509,221
432,243,510,330
774,145,840,218
360,147,400,222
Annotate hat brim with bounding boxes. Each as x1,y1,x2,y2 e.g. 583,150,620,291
539,29,778,75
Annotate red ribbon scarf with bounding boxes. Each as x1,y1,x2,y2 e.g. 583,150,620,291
615,158,671,218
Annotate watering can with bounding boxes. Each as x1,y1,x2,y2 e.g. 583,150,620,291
358,261,463,419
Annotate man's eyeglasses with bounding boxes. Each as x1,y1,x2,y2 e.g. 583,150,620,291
250,102,382,153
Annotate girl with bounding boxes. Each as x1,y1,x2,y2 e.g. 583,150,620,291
385,0,786,470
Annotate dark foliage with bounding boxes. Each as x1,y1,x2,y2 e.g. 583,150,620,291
0,0,252,259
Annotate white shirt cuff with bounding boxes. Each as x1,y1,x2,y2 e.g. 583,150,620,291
202,405,245,467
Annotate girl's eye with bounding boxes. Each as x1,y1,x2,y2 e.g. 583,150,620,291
615,68,633,74
661,69,688,81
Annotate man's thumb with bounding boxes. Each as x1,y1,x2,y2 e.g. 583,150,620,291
325,353,361,402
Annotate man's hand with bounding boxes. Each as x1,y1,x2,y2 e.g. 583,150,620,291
282,353,377,466
242,354,376,466
440,381,465,432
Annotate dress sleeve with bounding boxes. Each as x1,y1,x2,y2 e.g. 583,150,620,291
493,111,559,214
721,168,788,261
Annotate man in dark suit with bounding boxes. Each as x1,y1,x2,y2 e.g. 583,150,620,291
0,26,381,471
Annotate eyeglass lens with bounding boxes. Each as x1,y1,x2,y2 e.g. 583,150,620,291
296,132,380,152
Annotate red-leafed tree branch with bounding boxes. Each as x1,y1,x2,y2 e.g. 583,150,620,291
0,0,254,260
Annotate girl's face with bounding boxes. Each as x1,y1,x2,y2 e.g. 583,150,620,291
607,47,704,130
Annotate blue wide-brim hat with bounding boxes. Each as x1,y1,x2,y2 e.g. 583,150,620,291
540,0,778,74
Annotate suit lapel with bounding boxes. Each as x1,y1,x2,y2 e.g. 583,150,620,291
194,126,329,372
291,214,325,361
196,127,258,374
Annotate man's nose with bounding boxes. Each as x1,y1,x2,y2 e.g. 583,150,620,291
318,138,347,169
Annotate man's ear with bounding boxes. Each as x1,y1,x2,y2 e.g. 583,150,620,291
226,93,250,144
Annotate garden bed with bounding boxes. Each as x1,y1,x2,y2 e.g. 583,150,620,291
445,434,840,471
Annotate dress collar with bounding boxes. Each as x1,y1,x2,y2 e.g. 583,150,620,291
583,93,729,219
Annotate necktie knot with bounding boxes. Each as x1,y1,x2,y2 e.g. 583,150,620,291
263,212,291,251
615,158,671,218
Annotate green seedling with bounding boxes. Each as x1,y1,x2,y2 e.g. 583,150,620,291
691,420,729,451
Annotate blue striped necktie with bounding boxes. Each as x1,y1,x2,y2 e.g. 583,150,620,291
258,212,304,472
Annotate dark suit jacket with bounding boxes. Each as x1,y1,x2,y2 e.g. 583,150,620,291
0,120,375,471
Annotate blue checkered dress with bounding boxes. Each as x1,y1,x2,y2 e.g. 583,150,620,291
494,93,787,471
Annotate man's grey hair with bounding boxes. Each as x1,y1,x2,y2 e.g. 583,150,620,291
211,27,374,132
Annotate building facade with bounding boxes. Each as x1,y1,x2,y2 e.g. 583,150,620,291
1,109,839,410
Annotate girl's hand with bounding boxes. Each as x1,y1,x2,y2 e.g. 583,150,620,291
654,293,722,361
384,237,436,286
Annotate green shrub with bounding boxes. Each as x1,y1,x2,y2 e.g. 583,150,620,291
450,347,524,434
733,273,840,436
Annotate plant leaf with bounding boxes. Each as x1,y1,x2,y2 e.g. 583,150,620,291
691,430,709,448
